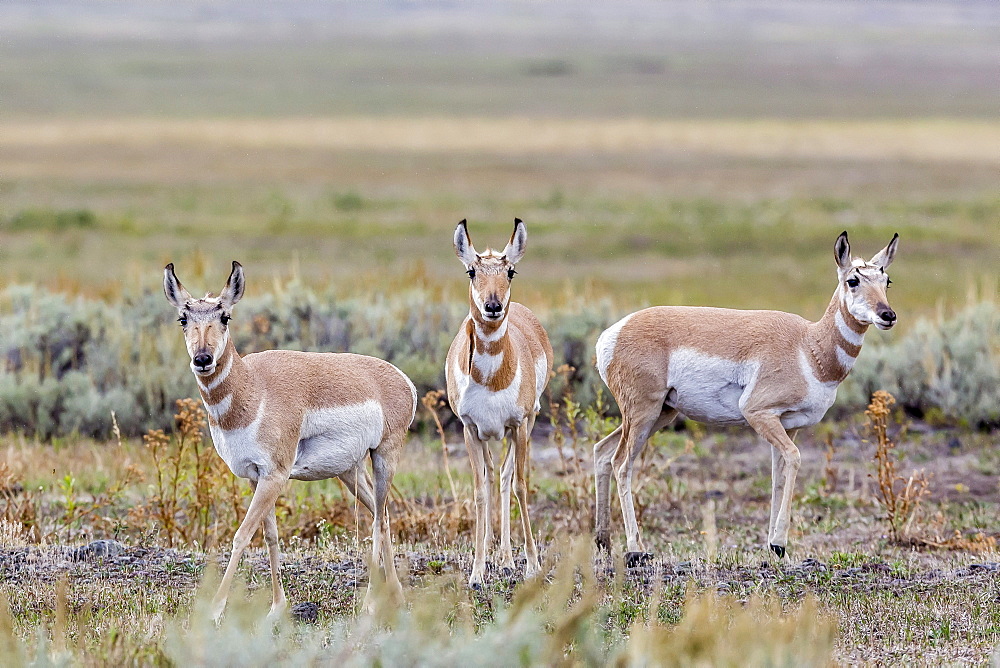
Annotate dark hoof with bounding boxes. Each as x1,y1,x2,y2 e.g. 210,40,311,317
470,581,483,592
625,551,653,568
595,534,611,552
769,544,786,558
501,567,514,578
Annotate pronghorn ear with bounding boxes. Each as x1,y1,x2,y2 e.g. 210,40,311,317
502,218,527,265
870,233,899,270
454,219,478,267
219,261,245,308
834,231,852,272
163,263,192,309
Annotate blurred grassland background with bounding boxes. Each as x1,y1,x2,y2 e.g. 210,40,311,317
0,1,998,436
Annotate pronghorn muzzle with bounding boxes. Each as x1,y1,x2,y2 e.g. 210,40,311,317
193,352,214,373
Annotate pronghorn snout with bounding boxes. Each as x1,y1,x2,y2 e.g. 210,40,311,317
193,352,214,372
483,297,504,318
876,306,897,329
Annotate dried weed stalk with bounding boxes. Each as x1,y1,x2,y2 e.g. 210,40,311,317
867,391,930,542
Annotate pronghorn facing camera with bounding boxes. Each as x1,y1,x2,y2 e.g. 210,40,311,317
163,261,417,620
445,218,553,589
594,231,899,563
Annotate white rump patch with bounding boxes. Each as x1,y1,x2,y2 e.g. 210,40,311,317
595,313,635,385
290,401,386,481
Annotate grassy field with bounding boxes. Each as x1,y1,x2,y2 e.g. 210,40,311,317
1,1,999,665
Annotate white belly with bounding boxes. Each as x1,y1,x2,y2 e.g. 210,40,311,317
208,401,271,480
452,359,526,442
666,348,760,426
290,401,385,481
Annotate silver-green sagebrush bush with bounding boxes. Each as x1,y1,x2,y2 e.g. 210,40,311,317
0,283,996,437
843,301,1000,427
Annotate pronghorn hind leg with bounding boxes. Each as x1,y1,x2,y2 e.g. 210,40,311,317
339,463,377,518
212,474,286,623
363,434,405,612
513,417,541,577
261,502,287,619
498,433,516,575
614,405,676,565
593,425,624,552
746,414,801,557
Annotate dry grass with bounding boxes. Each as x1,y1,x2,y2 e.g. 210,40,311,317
3,117,1000,164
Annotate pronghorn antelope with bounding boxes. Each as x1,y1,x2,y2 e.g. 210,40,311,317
163,261,416,620
445,219,553,589
594,231,899,563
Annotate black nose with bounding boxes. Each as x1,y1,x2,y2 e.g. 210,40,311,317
193,353,213,368
484,299,503,316
879,309,896,323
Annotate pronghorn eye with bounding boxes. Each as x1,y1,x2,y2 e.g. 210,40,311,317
507,268,516,280
220,314,231,326
177,317,187,327
467,268,476,279
846,278,860,288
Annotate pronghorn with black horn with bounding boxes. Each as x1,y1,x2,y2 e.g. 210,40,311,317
593,231,899,563
446,218,553,589
163,261,416,620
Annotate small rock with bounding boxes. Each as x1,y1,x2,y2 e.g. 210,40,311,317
73,540,125,562
291,602,320,624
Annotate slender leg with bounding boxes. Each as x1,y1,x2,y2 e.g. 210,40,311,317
745,414,800,557
593,425,624,552
463,425,491,589
261,504,287,618
483,438,497,558
768,444,784,541
498,435,516,573
512,418,541,576
614,407,676,561
364,438,404,611
212,474,286,622
339,463,377,518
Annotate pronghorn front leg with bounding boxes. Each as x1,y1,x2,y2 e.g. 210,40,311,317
248,479,288,620
212,474,286,622
746,414,801,557
463,425,491,589
498,434,516,575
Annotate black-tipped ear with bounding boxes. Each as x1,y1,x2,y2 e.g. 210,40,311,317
454,219,478,266
219,261,245,308
503,218,527,264
163,263,192,309
870,233,899,270
834,231,852,271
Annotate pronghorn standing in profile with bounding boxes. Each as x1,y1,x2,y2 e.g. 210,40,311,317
163,261,417,620
446,219,553,589
593,231,899,563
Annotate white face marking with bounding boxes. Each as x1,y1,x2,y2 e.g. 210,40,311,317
665,348,760,426
595,312,635,385
835,309,865,347
840,264,892,328
290,401,386,481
